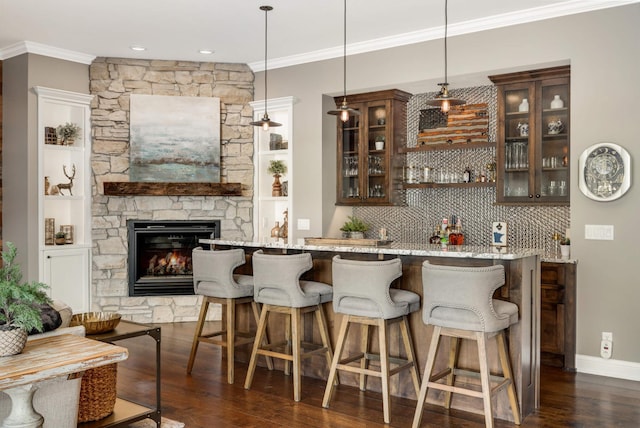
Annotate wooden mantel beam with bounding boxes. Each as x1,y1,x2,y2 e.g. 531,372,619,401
103,182,242,196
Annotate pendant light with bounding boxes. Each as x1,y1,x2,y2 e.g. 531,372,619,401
251,5,281,130
327,0,360,122
425,0,465,113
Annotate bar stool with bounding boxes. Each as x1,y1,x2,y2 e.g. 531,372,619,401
322,256,421,424
244,250,335,402
412,262,521,428
187,247,273,384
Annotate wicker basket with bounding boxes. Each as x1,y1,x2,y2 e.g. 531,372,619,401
77,363,118,422
70,312,121,334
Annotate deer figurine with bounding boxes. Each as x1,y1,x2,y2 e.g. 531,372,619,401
56,164,76,196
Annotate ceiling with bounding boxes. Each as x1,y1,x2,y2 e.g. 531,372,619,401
0,0,636,71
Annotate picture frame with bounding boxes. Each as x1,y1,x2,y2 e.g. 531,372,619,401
491,222,508,247
578,142,631,202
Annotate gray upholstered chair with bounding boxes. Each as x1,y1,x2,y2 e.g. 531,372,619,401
322,256,421,424
412,262,521,428
244,250,334,402
187,247,272,384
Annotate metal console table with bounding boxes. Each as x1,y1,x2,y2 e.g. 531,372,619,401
79,320,161,428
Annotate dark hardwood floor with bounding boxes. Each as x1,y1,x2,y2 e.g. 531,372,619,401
117,322,640,427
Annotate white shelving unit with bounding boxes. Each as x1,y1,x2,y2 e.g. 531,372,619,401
250,96,295,244
35,86,92,312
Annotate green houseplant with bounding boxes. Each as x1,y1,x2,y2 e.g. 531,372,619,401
0,242,51,356
267,160,287,197
340,216,369,239
56,122,81,145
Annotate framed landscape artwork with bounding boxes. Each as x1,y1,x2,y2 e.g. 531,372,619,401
129,94,221,182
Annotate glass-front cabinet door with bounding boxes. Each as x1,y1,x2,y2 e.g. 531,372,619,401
491,66,570,205
335,89,410,206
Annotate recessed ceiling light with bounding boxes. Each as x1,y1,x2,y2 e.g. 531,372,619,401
130,45,146,51
199,49,214,55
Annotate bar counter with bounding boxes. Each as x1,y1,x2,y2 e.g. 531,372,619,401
201,239,541,422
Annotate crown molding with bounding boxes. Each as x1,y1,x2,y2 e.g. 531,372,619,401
0,41,95,64
249,0,639,72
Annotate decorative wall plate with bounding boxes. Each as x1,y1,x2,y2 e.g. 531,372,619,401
578,142,631,201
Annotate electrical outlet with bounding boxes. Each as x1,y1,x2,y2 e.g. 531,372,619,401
601,339,612,359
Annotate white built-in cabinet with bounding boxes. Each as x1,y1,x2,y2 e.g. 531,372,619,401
250,97,295,244
35,87,92,312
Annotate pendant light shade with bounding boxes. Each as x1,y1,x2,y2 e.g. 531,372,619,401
425,0,465,112
327,0,360,122
251,5,281,130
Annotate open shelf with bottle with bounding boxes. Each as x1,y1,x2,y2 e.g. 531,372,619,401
490,66,570,205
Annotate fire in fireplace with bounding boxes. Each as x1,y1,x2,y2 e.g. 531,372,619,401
127,220,220,296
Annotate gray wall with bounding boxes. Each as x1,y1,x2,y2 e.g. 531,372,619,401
257,5,640,363
2,54,89,279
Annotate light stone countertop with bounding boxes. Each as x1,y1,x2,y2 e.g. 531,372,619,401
200,239,577,262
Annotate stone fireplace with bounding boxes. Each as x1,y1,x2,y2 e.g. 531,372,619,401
90,57,255,323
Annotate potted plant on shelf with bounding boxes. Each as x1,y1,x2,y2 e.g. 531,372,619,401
0,242,51,356
56,122,81,145
55,231,67,245
267,160,287,197
340,216,369,239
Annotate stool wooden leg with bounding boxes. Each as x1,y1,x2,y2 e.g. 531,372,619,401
444,336,460,409
412,326,442,428
251,301,274,371
315,304,337,385
477,332,494,428
244,304,269,391
284,313,292,376
225,298,235,384
359,323,370,391
187,297,210,374
497,331,522,425
378,318,391,424
292,307,302,402
322,314,349,408
399,315,421,397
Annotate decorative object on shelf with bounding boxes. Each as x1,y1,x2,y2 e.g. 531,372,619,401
269,133,283,150
425,0,465,112
55,232,67,245
517,122,529,137
486,160,497,182
375,135,385,150
327,0,360,122
560,236,570,258
281,180,288,197
61,225,74,244
270,221,280,238
70,312,122,335
250,5,281,130
491,222,508,247
277,209,289,243
578,142,631,201
377,118,386,125
267,159,287,197
547,119,564,135
519,98,529,112
417,104,488,145
56,122,81,145
550,95,564,109
44,127,58,145
56,164,76,196
0,242,51,356
44,176,50,195
45,218,55,245
340,215,369,239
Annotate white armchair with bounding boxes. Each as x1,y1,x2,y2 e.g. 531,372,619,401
0,301,86,428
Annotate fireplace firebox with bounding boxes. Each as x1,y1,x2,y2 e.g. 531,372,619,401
127,220,220,296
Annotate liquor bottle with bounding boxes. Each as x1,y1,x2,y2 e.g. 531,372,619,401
440,219,449,245
463,167,472,183
429,228,441,244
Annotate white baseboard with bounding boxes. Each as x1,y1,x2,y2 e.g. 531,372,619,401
576,354,640,381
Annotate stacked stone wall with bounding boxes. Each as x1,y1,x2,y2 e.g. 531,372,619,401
89,57,254,323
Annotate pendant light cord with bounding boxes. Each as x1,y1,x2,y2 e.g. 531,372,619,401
263,6,269,114
444,0,448,84
342,0,347,99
